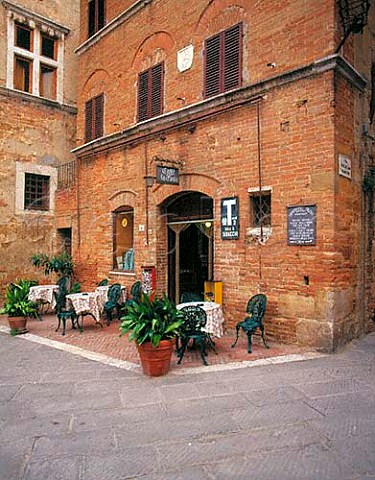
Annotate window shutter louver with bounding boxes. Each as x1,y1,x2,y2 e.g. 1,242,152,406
94,94,104,138
85,99,93,142
224,24,242,91
204,34,221,98
138,70,149,121
151,63,163,118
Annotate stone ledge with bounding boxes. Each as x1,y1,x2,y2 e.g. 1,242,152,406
0,87,77,114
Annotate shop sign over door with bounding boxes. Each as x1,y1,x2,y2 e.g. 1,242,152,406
221,197,239,239
156,165,179,185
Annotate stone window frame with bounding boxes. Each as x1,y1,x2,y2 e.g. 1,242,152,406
4,1,69,103
112,207,135,272
15,162,57,215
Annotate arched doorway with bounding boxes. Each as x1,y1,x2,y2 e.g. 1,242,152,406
162,191,214,303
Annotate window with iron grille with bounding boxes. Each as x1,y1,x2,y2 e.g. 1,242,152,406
24,173,50,211
204,23,242,98
137,63,164,122
250,192,271,227
88,0,105,38
85,93,104,142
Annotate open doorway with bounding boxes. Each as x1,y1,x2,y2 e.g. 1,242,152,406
163,191,213,303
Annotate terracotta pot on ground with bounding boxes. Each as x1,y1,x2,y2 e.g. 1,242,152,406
8,316,28,334
137,339,174,376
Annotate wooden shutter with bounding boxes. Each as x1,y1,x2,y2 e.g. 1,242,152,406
204,33,221,98
98,0,105,31
151,63,163,118
88,0,96,38
224,23,242,91
138,70,149,121
94,93,104,138
85,99,93,142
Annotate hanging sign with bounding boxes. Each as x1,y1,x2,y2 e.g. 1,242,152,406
287,205,317,245
156,165,179,185
221,197,239,239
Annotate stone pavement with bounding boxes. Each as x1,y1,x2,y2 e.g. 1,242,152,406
0,329,374,480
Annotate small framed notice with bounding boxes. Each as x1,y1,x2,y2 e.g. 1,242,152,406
338,154,352,179
287,205,317,245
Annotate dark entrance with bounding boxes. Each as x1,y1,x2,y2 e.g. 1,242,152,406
163,191,213,303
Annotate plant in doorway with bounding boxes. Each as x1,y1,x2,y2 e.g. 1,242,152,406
119,293,185,376
1,281,39,334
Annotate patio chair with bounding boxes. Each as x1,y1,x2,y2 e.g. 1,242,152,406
104,283,122,325
53,290,80,336
231,293,269,353
97,278,109,286
177,305,209,366
180,291,204,303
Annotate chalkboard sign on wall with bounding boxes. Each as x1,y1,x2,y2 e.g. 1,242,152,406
287,205,317,245
156,166,179,185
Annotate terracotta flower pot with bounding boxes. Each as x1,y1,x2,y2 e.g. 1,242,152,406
137,339,174,377
8,316,28,334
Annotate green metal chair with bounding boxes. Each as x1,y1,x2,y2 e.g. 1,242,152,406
231,293,269,353
104,283,122,325
97,278,109,286
177,305,209,366
53,290,80,336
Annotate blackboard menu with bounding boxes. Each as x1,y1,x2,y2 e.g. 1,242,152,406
287,205,316,245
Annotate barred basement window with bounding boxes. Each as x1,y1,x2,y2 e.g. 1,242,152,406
250,192,271,228
85,93,104,142
204,23,242,98
137,63,164,122
24,173,50,211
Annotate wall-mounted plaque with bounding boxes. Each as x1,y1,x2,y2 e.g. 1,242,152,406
156,165,179,185
221,197,239,239
177,44,194,72
338,154,352,179
287,205,316,245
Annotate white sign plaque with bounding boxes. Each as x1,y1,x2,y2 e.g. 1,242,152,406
339,154,352,179
177,45,194,72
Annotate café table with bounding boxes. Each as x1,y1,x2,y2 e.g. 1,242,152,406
28,284,59,312
66,292,102,326
95,285,127,310
176,301,224,337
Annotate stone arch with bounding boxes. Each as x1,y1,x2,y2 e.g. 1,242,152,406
81,69,111,100
108,189,138,212
131,31,175,71
195,1,247,38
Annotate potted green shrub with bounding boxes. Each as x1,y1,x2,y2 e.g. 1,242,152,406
1,281,39,334
120,293,185,376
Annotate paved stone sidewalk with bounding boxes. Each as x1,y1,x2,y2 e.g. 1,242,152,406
0,330,374,479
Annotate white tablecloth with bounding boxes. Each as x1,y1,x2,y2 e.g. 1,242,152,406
28,285,59,310
177,301,224,337
66,292,102,323
95,285,127,310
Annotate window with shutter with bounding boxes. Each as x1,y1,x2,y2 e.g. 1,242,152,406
204,23,242,98
88,0,105,38
85,93,104,142
137,63,164,121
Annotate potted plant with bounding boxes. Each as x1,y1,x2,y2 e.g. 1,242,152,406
1,281,39,334
120,293,185,376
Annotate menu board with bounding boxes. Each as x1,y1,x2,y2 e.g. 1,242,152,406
287,205,316,245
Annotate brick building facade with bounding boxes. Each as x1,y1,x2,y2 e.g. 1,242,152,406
66,0,374,351
0,0,79,291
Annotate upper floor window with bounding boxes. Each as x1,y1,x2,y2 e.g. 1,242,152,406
85,93,104,142
6,6,67,103
137,63,164,122
24,173,50,211
88,0,105,38
204,23,243,98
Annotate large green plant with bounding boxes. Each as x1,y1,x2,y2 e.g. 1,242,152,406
120,294,185,347
1,280,39,317
31,252,73,278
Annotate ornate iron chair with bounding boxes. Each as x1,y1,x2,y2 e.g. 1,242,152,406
97,278,109,286
53,290,80,336
231,293,269,353
104,283,122,325
177,305,209,366
180,291,204,303
57,276,69,294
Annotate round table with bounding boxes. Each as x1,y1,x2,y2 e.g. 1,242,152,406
176,301,224,337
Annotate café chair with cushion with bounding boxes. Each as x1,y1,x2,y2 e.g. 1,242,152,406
53,290,80,336
104,283,122,326
231,293,269,353
177,305,209,366
180,291,204,303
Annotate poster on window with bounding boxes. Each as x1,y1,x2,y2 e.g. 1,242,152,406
221,197,239,239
